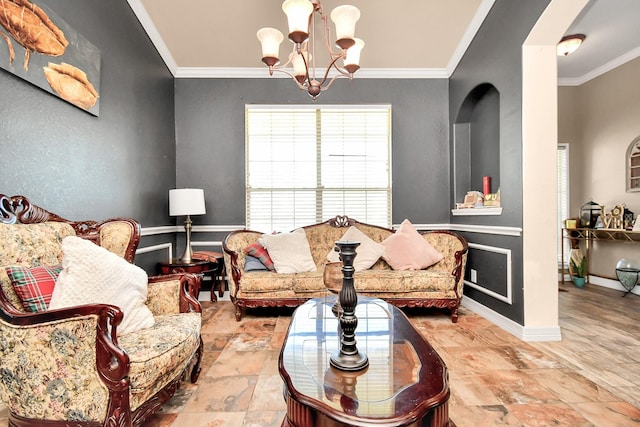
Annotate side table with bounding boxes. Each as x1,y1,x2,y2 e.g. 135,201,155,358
192,251,226,298
157,259,217,302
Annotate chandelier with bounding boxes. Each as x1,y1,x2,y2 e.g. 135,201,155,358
257,0,364,100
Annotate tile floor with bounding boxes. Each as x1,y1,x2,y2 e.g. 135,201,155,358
1,282,639,426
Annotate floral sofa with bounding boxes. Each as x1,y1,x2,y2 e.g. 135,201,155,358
0,194,203,427
223,215,468,322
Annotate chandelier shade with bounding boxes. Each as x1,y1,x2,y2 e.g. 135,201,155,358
257,0,364,100
343,38,364,73
282,0,314,43
257,28,284,67
330,5,360,49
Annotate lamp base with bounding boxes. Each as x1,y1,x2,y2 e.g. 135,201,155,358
179,215,194,263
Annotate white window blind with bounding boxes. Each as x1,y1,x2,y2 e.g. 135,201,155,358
557,144,569,265
246,105,392,232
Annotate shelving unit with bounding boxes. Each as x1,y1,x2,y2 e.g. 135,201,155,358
560,227,640,283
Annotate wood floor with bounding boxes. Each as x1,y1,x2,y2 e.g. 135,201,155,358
0,282,638,426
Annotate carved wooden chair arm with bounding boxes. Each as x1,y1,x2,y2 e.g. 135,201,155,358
147,273,202,316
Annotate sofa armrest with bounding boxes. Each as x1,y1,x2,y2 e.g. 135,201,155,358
0,302,128,422
223,230,262,298
147,273,202,316
422,231,469,297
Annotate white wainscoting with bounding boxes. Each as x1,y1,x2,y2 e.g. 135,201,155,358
135,242,172,259
464,243,513,304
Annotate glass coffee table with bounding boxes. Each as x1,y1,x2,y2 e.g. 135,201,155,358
279,296,454,427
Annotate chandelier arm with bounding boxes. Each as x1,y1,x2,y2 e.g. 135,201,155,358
267,67,308,91
300,47,312,86
318,74,343,93
319,6,342,58
270,45,296,71
258,0,361,100
316,52,348,88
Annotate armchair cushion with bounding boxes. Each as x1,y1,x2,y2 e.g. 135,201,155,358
5,265,62,312
49,236,155,335
118,312,202,410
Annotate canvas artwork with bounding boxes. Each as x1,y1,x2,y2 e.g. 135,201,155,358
0,0,101,116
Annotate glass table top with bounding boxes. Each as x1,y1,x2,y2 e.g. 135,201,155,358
279,296,448,421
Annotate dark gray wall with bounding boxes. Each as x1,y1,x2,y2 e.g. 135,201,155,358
0,0,176,226
449,0,551,323
174,77,451,228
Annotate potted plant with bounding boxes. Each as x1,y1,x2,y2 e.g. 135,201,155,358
570,249,587,287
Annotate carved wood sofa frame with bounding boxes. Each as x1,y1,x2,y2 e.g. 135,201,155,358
0,195,203,427
223,215,468,323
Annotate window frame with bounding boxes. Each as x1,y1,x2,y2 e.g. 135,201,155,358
245,104,392,232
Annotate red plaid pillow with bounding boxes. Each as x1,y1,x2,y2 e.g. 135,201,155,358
5,265,63,312
243,242,275,270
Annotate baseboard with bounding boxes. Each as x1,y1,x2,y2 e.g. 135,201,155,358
588,275,640,296
461,296,562,342
558,273,640,296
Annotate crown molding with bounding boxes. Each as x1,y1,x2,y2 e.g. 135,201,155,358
129,0,632,87
446,0,496,75
126,0,177,75
174,67,449,79
128,0,494,80
558,45,640,86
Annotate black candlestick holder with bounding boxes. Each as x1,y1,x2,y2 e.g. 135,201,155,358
330,241,368,371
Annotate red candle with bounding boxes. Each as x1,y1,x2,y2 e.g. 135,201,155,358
483,176,491,195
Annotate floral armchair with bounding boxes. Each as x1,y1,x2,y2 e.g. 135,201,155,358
0,194,203,427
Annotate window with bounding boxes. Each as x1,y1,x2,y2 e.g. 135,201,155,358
557,144,569,265
246,105,392,232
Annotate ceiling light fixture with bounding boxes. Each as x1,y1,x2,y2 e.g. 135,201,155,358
257,0,364,100
557,34,586,56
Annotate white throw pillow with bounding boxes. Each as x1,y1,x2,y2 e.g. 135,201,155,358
259,228,317,274
50,236,155,335
326,226,385,272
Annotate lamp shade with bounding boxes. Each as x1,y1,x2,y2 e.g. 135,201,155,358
330,5,360,49
344,38,364,70
282,0,313,43
169,189,206,216
290,50,310,80
257,27,284,63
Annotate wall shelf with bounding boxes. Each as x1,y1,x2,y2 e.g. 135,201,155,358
451,207,503,216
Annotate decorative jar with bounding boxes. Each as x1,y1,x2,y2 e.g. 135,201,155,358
579,201,601,228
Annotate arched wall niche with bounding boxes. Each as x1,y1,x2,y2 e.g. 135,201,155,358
453,83,501,205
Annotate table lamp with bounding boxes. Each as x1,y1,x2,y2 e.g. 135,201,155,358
169,188,206,262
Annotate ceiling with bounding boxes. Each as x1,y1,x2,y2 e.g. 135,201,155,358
129,0,640,85
557,0,640,85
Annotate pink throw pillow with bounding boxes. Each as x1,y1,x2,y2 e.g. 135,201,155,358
381,219,443,270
